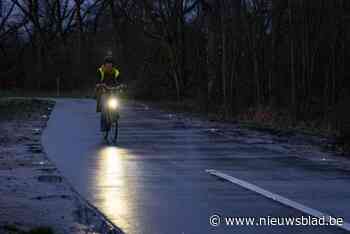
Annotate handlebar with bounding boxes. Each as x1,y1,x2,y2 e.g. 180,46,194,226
96,83,126,92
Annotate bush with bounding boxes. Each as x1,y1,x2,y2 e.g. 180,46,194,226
26,227,54,234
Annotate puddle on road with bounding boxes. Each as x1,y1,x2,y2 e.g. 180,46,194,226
36,167,58,173
37,175,63,183
31,194,71,200
27,145,43,154
0,160,34,169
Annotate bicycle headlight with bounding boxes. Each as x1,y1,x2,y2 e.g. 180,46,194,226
108,98,119,109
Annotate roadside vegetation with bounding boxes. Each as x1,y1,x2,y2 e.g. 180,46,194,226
0,98,53,121
1,1,349,148
0,99,58,233
2,225,54,234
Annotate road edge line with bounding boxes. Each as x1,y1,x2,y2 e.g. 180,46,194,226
206,169,350,232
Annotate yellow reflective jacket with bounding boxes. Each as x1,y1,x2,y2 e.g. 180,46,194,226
98,66,120,83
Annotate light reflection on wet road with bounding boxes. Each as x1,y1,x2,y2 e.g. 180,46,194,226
94,147,134,231
43,99,350,234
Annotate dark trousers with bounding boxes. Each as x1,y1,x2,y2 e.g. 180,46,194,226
99,94,108,132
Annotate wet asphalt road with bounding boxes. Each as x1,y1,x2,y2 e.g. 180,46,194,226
42,99,350,234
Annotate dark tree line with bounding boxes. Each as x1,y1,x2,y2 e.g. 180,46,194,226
1,0,350,135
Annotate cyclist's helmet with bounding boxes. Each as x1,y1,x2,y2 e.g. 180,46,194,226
104,56,114,64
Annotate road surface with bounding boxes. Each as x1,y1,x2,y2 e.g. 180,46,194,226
42,99,350,234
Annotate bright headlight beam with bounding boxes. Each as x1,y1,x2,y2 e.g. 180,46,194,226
108,98,119,109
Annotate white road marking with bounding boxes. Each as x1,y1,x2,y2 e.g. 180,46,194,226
206,169,350,232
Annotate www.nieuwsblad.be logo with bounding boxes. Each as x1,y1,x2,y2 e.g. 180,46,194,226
209,215,344,227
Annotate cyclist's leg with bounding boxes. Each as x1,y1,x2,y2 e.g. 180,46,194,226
100,94,108,132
